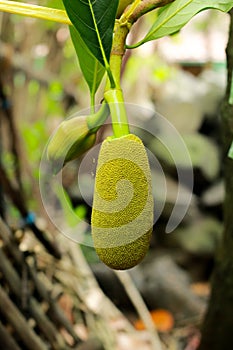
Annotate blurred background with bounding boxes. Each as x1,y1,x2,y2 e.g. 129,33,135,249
0,1,230,349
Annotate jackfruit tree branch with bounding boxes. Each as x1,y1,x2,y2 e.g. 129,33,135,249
126,0,175,23
104,0,174,138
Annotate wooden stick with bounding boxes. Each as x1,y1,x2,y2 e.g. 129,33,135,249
75,337,104,350
29,267,81,344
0,247,69,349
0,320,21,350
115,270,163,350
0,218,80,345
67,239,134,330
0,285,48,350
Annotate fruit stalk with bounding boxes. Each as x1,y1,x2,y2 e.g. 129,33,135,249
104,15,131,138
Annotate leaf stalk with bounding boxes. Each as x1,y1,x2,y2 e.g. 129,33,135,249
0,0,71,24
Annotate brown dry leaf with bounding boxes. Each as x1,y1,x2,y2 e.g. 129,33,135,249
134,317,147,331
134,309,174,333
58,294,74,323
190,282,210,297
184,332,201,350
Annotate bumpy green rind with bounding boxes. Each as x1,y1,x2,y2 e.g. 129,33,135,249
91,134,154,270
95,229,152,270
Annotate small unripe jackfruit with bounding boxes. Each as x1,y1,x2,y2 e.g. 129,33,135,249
47,115,96,174
47,103,109,174
91,134,153,270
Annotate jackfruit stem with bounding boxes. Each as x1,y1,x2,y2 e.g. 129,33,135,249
104,23,130,138
104,89,130,137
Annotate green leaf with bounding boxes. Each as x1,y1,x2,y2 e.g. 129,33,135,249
46,0,65,10
228,140,233,159
62,0,119,67
130,0,233,47
229,71,233,105
0,0,70,24
70,26,105,96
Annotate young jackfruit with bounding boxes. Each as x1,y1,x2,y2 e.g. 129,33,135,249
47,103,109,174
91,134,153,270
47,115,96,174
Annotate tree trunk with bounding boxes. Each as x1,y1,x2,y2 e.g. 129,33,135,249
199,9,233,350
